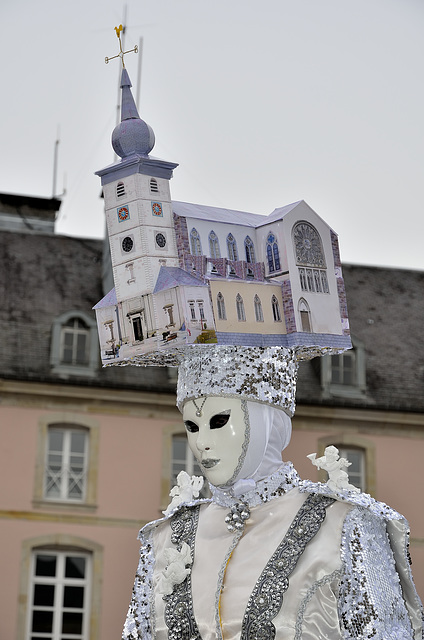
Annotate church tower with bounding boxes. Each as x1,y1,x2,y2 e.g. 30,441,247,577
96,68,179,302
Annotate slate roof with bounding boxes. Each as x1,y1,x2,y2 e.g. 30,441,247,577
1,223,423,411
0,229,174,392
153,266,206,294
297,264,424,413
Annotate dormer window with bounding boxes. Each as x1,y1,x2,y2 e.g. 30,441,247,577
190,228,202,256
209,231,221,259
150,178,159,193
227,234,238,261
245,236,256,263
116,182,125,198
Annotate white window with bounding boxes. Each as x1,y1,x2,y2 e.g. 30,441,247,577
244,236,256,263
60,318,90,366
149,178,159,193
116,181,125,198
45,427,88,502
272,295,282,322
197,301,205,321
227,233,238,261
217,292,226,320
188,301,196,320
320,337,367,399
338,447,366,492
190,228,202,256
331,351,356,385
27,549,91,640
254,295,264,322
208,231,221,259
172,435,209,498
51,311,98,378
236,294,246,322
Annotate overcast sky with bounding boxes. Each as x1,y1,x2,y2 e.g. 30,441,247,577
2,0,423,270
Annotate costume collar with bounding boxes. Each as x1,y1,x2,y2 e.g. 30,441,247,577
209,462,300,508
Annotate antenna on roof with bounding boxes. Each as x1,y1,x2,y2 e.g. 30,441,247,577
52,125,60,198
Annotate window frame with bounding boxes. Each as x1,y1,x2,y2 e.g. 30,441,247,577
217,292,227,321
208,231,221,259
33,415,99,512
236,293,246,322
266,232,281,273
17,536,103,640
27,549,91,640
244,236,256,263
254,294,264,322
189,228,202,256
271,295,282,322
44,427,89,503
50,311,98,378
320,336,367,399
226,233,239,262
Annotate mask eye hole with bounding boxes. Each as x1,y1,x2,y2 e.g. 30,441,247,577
210,414,230,429
184,420,199,433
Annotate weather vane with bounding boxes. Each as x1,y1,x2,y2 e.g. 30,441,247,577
105,24,138,68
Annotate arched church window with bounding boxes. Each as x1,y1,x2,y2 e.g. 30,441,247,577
271,295,282,322
217,292,226,320
298,298,312,332
293,221,326,268
244,236,256,263
209,231,221,259
293,222,329,294
254,295,264,322
227,234,238,261
190,228,203,256
266,232,281,273
236,294,246,322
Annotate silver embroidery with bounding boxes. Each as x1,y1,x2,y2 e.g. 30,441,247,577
163,505,202,640
226,399,251,485
240,493,335,640
294,569,342,640
122,530,155,640
339,506,414,639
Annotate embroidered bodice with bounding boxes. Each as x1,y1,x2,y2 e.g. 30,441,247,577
122,466,423,640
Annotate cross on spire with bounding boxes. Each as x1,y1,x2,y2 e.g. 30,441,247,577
105,24,138,68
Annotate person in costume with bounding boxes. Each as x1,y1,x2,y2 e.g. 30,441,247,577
122,346,423,640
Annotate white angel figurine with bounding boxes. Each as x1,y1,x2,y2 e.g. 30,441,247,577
307,445,360,493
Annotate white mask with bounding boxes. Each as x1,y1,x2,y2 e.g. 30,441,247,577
183,397,248,487
183,396,292,490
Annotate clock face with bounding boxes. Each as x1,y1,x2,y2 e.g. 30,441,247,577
122,236,134,253
151,202,163,217
155,232,166,248
117,206,130,222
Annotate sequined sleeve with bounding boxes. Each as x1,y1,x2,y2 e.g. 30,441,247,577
122,531,155,640
339,506,414,639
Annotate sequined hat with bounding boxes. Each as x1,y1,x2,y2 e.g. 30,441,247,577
176,345,299,416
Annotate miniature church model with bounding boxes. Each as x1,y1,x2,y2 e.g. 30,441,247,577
94,67,351,366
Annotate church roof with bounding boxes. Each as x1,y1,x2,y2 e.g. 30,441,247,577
172,199,304,228
93,287,117,310
153,266,206,293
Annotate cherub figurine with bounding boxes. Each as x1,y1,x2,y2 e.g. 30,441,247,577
307,445,360,493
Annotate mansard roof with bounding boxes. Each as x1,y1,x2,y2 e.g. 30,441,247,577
1,222,423,411
297,264,424,413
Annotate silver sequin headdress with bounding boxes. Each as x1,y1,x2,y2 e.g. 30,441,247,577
176,345,299,416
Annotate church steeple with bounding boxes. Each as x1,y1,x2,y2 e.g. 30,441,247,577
111,68,155,159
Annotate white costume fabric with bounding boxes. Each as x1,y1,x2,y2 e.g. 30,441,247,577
122,404,423,639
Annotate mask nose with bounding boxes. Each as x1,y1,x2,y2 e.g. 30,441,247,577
195,425,214,453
